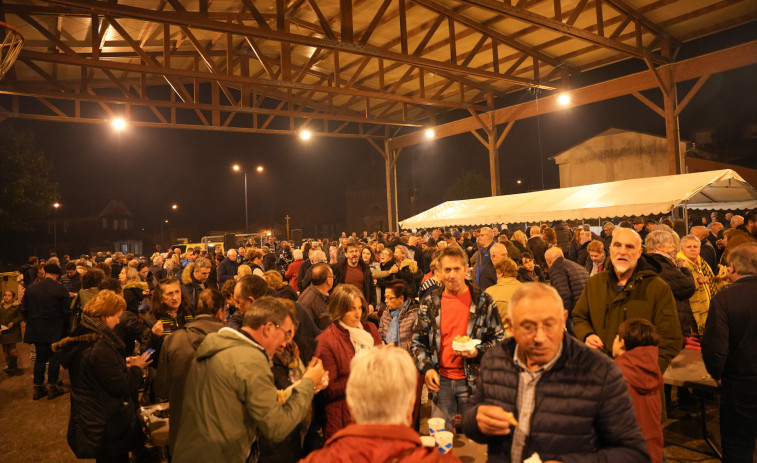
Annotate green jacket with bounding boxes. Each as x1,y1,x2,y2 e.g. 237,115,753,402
172,327,314,463
573,261,682,373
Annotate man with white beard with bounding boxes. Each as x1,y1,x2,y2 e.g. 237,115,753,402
573,228,682,374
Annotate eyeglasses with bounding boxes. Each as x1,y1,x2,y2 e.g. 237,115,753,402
272,323,294,341
516,320,562,336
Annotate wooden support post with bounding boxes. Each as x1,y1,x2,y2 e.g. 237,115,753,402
661,66,682,175
383,141,397,232
488,124,500,196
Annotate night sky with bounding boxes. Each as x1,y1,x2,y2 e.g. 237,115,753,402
9,24,757,241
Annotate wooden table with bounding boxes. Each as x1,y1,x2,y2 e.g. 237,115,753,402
663,348,722,460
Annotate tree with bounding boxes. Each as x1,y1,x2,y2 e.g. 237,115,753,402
0,123,59,231
442,170,490,201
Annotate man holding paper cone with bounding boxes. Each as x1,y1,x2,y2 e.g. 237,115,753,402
462,283,648,463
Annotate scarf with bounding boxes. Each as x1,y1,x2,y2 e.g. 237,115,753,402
338,321,375,356
275,342,305,384
676,251,718,299
385,299,409,345
80,314,125,351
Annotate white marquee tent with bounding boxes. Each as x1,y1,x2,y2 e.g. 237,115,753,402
399,169,757,229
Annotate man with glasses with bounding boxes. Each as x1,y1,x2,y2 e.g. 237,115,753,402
174,297,328,463
463,283,648,462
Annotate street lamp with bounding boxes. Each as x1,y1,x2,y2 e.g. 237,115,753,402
52,202,60,255
232,164,264,234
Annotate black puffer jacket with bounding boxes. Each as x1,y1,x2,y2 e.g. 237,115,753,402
643,253,697,337
54,326,143,459
462,335,649,463
548,257,589,314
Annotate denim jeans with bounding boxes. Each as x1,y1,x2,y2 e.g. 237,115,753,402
33,342,60,386
432,375,470,431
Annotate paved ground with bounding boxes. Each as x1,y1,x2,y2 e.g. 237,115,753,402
1,342,751,463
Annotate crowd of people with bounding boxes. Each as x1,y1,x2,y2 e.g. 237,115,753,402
4,209,757,463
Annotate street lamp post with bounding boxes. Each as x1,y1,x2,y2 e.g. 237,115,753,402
233,164,258,234
52,202,60,255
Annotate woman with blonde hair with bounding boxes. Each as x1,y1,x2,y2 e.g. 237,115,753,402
119,267,148,314
314,284,382,439
263,270,298,301
237,264,252,278
54,290,151,462
510,230,529,254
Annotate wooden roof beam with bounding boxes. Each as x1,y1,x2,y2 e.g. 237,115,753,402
454,0,669,64
41,0,551,89
388,39,757,150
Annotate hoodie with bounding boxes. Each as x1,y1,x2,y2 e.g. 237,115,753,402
172,327,315,463
154,315,225,451
615,345,664,463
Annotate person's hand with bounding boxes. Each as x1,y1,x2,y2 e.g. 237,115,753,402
303,357,328,392
716,239,725,249
456,348,478,359
585,334,604,350
127,355,151,370
151,321,164,337
425,369,440,392
7,322,12,328
698,276,710,285
390,265,399,274
475,405,514,436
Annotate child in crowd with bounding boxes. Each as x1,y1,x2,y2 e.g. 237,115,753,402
0,290,23,376
613,318,664,463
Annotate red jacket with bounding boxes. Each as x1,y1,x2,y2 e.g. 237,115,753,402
285,259,306,292
314,322,382,439
615,345,664,463
299,424,461,463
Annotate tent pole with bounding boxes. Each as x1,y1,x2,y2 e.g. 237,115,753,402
683,201,689,235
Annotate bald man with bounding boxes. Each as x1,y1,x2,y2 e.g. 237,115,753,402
573,228,682,374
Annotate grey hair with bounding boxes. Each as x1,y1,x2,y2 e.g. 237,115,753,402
508,282,564,321
728,243,757,275
657,224,680,248
394,245,409,259
645,229,675,251
679,234,700,251
310,250,327,264
194,257,212,269
292,249,303,260
346,346,417,426
227,248,237,258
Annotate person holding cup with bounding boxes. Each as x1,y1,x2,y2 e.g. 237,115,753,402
412,246,505,433
302,346,461,462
